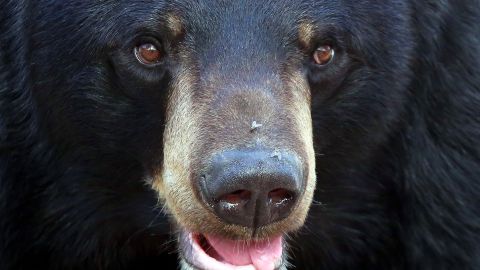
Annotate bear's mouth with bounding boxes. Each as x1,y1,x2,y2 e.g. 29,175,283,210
179,231,285,270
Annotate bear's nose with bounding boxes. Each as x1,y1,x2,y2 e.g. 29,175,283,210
200,149,304,228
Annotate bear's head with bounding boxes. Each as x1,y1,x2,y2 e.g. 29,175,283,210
23,0,412,269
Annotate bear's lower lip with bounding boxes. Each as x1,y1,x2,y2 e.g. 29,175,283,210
179,231,284,270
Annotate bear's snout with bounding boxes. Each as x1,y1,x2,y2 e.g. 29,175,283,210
198,149,304,228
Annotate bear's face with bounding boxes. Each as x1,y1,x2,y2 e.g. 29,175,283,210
30,0,412,269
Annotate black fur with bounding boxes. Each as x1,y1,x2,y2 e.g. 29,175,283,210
1,0,479,270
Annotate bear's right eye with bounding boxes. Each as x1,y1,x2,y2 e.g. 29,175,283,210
313,45,334,66
134,43,163,66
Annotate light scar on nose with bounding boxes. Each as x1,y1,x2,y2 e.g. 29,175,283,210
250,120,263,132
270,150,282,161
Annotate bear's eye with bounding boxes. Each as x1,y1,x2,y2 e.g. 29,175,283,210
134,43,163,66
313,45,334,66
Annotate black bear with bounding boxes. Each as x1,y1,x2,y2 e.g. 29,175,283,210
1,0,479,269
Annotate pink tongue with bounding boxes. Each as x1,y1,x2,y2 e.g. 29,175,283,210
204,235,283,270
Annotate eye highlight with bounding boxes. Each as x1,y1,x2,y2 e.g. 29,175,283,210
134,43,163,66
313,45,334,66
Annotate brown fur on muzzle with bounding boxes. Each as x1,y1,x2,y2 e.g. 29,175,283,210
153,57,316,240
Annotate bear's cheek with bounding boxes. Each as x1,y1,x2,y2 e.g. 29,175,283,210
151,67,228,235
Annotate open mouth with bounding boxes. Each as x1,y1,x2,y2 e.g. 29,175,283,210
179,231,285,270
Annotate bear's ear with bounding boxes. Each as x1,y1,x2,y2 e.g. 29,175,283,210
0,0,40,147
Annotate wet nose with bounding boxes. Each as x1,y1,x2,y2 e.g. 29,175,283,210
199,149,304,228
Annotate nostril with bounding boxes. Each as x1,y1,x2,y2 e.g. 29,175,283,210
268,188,294,206
217,190,251,207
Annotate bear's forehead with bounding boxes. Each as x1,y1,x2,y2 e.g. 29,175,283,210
159,0,335,51
165,0,308,31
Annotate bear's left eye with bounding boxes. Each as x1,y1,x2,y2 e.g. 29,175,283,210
134,43,163,66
